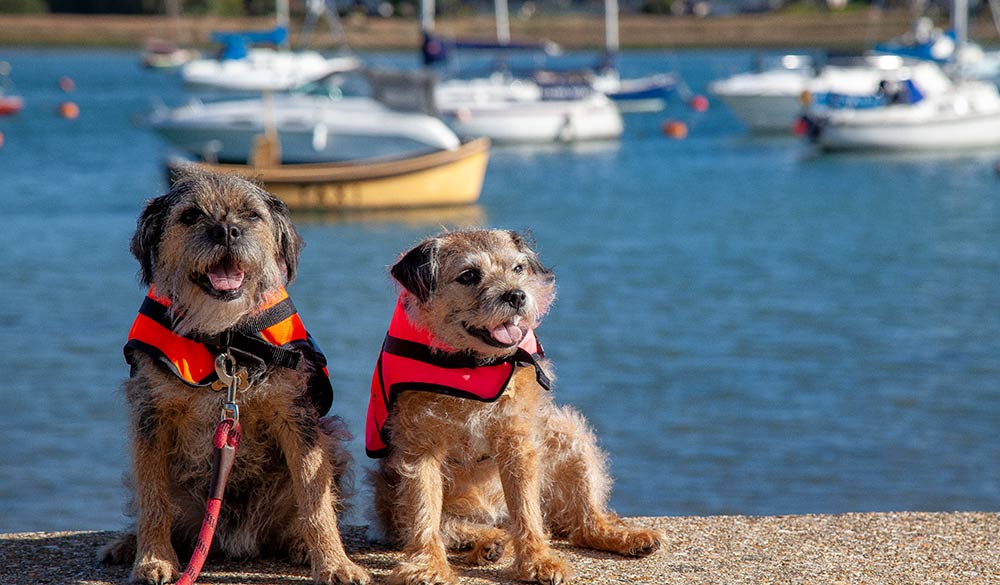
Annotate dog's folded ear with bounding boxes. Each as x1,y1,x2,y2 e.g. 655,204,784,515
131,192,179,286
263,192,304,283
508,230,553,279
391,238,439,303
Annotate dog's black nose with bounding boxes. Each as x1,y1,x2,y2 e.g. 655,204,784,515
503,289,526,310
210,223,242,245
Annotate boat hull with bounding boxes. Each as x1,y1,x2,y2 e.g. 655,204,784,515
167,138,490,211
149,95,461,164
817,111,1000,150
713,92,804,133
443,96,623,143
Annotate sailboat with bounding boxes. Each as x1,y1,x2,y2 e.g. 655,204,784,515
140,0,200,69
180,0,360,92
587,0,677,112
800,0,1000,151
425,0,623,143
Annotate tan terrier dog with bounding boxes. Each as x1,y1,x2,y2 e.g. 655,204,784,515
366,229,662,585
100,171,370,585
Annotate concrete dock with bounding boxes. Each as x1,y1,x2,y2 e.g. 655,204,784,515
2,512,997,584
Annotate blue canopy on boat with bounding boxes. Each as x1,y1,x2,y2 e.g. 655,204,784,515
210,26,289,60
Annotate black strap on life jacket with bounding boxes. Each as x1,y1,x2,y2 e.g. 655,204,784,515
132,295,334,416
380,334,552,391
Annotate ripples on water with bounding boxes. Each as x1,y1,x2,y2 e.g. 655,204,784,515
1,48,998,532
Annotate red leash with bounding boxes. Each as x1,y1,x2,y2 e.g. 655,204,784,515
175,417,241,585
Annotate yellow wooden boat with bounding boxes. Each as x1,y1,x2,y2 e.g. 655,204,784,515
167,136,490,211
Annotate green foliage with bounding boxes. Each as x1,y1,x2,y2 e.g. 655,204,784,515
0,0,50,11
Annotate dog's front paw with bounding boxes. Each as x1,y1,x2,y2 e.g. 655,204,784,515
622,528,663,557
517,552,571,585
314,558,372,585
129,555,180,585
389,557,457,585
461,528,508,565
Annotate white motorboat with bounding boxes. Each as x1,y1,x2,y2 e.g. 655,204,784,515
802,61,1000,151
439,87,623,144
179,27,360,93
181,47,360,92
709,54,889,133
421,0,623,143
148,83,461,164
801,0,1000,152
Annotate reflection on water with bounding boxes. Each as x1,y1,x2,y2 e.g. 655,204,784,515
291,204,487,227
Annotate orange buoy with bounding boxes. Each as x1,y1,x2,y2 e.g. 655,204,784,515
689,94,710,112
59,76,76,92
58,101,80,119
662,119,688,140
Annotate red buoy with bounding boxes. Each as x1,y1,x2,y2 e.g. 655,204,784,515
689,94,710,112
59,76,76,92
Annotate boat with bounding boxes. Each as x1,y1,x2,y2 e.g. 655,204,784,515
0,61,23,116
709,54,889,133
421,0,675,113
180,26,361,92
420,0,623,143
142,38,200,69
711,11,1000,134
801,0,1000,152
166,136,491,211
588,0,677,112
148,71,461,164
801,60,1000,151
437,82,624,143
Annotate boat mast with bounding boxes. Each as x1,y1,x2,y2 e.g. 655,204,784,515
495,0,511,44
953,0,967,77
276,0,290,50
421,0,434,34
605,0,619,55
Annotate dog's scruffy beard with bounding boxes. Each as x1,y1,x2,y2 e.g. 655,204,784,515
132,171,302,337
392,229,556,364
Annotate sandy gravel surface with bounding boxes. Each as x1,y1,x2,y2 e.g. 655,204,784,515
2,512,998,584
4,12,1000,51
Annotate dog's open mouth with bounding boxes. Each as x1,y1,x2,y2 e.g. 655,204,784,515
464,318,527,348
196,257,246,299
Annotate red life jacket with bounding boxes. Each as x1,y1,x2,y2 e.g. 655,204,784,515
124,287,334,416
365,294,550,458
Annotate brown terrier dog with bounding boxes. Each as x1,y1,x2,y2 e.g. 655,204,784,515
100,172,369,585
366,229,662,585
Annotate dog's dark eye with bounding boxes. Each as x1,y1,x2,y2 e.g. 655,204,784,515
513,264,524,274
456,268,481,286
178,208,204,226
245,210,262,222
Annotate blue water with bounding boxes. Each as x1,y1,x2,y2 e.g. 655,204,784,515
1,47,999,533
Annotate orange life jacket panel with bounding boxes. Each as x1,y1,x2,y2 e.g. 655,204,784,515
365,294,550,458
124,287,333,416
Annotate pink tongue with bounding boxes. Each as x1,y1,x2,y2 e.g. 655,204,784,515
208,263,245,291
490,322,524,346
